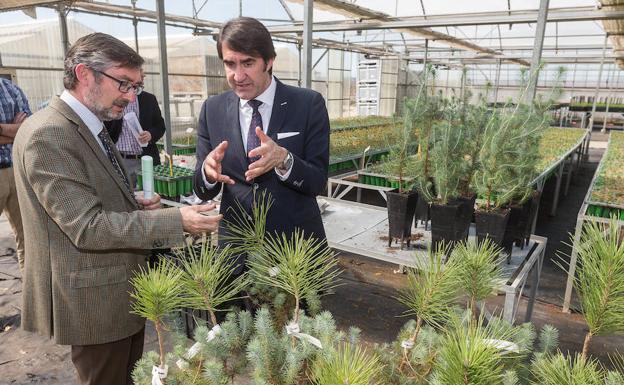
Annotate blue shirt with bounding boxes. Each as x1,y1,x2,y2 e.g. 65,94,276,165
0,79,31,166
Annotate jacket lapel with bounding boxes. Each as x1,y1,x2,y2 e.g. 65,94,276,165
50,97,138,207
267,79,288,138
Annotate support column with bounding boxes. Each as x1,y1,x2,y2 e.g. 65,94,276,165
302,0,313,89
156,0,173,156
57,3,70,57
493,58,501,104
589,35,609,132
524,0,549,104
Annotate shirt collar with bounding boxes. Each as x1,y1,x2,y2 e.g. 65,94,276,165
60,90,104,136
239,75,276,109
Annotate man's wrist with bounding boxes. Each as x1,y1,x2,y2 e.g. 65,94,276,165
277,149,293,172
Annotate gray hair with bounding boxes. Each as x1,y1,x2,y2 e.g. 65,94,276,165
63,33,144,90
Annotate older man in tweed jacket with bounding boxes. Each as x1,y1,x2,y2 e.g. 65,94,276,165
12,33,222,385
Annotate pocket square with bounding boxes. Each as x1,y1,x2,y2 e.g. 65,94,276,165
277,131,300,140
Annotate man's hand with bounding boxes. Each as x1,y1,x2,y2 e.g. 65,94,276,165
179,203,223,234
246,127,288,181
203,140,235,185
138,131,152,145
137,192,161,210
12,112,27,125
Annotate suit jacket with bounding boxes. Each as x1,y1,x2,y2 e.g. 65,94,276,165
193,78,329,242
13,96,185,346
104,91,166,165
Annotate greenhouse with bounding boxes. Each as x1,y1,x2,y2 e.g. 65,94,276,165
1,1,624,384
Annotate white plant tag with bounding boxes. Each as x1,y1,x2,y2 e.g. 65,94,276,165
484,339,520,354
268,266,280,277
285,321,323,349
401,340,415,349
151,365,168,385
176,324,222,369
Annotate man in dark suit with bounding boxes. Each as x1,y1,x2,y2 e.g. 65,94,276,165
193,16,329,248
105,85,165,187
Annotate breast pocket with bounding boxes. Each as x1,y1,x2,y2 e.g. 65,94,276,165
70,265,128,288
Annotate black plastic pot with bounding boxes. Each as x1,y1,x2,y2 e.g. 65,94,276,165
475,209,511,250
502,191,541,255
414,194,431,230
430,201,464,252
387,189,418,248
451,194,476,240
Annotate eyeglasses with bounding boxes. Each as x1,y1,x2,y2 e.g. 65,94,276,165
91,69,143,95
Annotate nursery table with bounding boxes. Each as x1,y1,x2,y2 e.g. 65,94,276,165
320,197,547,324
562,132,624,313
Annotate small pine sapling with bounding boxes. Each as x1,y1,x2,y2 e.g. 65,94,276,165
451,239,504,319
559,217,624,358
396,248,462,370
130,263,186,374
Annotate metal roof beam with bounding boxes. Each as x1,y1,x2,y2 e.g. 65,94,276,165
269,6,624,33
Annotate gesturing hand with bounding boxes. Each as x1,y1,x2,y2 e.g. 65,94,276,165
245,127,288,181
203,140,235,185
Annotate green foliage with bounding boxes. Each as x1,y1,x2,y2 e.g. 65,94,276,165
246,308,347,385
428,114,465,204
530,352,605,385
130,262,186,324
175,244,249,326
563,217,624,356
430,315,519,385
247,229,341,323
310,343,381,385
452,239,504,316
397,249,462,330
130,262,186,367
383,97,419,193
222,190,274,258
375,322,443,384
200,310,254,383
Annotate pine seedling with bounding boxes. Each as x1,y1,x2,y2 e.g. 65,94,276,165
396,248,462,370
310,342,381,385
245,308,351,385
530,352,605,385
537,324,559,356
451,239,504,318
222,190,274,257
130,262,186,369
560,217,624,358
195,310,254,384
430,314,518,385
175,243,249,327
248,229,341,326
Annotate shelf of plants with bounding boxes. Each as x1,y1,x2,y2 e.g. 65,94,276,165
156,135,197,155
328,118,401,173
569,101,624,112
562,130,624,313
137,164,194,197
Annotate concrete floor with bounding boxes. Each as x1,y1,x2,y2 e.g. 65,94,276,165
1,129,623,384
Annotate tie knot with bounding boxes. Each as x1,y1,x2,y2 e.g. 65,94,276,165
248,99,262,111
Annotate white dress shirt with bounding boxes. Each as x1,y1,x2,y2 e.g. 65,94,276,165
202,76,292,187
60,90,107,153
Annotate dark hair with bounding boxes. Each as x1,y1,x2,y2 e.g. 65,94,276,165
63,33,144,90
217,17,276,66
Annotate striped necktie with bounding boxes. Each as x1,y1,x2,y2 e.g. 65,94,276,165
98,128,138,206
246,99,263,163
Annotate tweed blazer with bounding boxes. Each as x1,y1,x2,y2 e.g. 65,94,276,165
12,96,186,346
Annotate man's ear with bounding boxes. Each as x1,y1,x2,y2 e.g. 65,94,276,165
75,63,91,85
265,57,275,73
